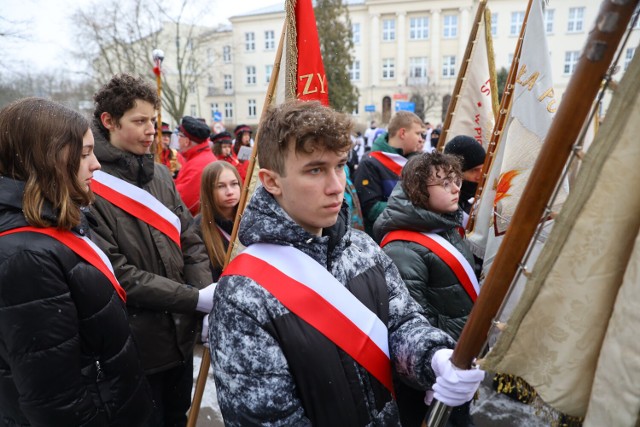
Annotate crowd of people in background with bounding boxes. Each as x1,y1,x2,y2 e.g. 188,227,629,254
0,73,489,427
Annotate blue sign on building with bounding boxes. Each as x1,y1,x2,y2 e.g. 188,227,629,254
213,111,222,122
395,101,415,112
364,104,376,112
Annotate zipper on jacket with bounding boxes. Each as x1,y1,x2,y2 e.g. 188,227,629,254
95,360,104,381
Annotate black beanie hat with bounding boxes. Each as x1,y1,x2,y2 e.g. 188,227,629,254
179,116,210,143
444,135,486,171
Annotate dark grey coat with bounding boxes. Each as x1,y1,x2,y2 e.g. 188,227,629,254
373,184,475,341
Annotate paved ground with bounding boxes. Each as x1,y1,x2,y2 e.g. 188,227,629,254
191,345,549,426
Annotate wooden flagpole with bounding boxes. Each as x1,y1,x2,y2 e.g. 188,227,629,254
185,21,287,427
426,1,640,426
152,49,164,163
437,0,487,152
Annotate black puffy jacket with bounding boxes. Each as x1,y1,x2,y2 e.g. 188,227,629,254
373,184,475,340
0,177,152,426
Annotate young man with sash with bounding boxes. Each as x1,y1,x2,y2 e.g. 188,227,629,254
354,111,425,236
89,74,215,427
374,152,479,427
209,100,483,426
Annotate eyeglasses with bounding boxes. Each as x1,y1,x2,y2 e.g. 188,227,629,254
427,177,462,191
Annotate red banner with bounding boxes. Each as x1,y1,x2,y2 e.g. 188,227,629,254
295,0,329,106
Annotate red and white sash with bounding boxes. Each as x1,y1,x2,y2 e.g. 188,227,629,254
369,151,407,176
221,243,394,394
91,170,181,248
381,230,479,302
0,226,126,302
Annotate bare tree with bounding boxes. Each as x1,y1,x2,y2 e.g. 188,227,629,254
71,0,214,123
0,70,94,112
408,83,441,122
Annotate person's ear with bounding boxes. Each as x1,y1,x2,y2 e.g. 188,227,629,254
100,112,116,130
258,168,282,197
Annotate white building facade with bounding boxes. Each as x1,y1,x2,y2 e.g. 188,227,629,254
187,0,638,129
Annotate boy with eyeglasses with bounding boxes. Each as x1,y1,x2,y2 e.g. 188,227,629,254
374,152,479,427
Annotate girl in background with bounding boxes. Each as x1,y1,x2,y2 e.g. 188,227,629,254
196,161,242,281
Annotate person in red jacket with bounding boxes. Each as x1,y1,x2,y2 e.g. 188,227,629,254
175,116,217,215
211,131,246,182
157,121,184,178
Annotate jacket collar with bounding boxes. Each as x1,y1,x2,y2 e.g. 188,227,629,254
372,133,404,156
373,184,462,241
181,141,212,161
92,122,155,187
0,176,91,236
238,186,350,268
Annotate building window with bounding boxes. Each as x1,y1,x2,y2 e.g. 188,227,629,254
443,14,458,38
409,17,429,40
352,23,361,44
352,103,359,116
207,48,213,64
246,66,256,85
190,104,197,116
224,74,233,91
349,60,361,81
245,32,255,51
186,58,195,74
224,102,234,120
409,57,428,79
568,7,585,33
265,30,275,50
510,11,525,36
265,65,273,83
223,45,231,63
442,55,456,78
382,58,395,79
624,47,635,70
491,13,498,36
248,99,257,118
210,103,219,118
189,83,196,94
382,18,396,41
563,51,580,75
544,9,555,34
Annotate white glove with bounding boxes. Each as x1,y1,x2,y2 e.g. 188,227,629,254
201,314,209,343
431,348,484,407
196,283,217,313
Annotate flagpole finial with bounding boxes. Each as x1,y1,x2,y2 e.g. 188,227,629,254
152,49,165,62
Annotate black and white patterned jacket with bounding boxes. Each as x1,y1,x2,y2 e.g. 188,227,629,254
209,186,455,427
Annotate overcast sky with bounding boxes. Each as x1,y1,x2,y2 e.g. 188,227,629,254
1,0,276,76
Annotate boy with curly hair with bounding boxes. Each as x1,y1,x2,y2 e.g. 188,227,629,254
90,73,215,427
374,152,479,426
209,100,483,426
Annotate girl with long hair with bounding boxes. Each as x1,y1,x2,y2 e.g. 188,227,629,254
0,97,151,426
196,160,242,281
